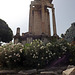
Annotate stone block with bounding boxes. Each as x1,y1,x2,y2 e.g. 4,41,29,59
62,68,75,75
0,70,16,74
18,69,37,75
40,71,57,75
67,65,75,69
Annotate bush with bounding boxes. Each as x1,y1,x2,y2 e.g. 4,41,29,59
0,39,75,69
23,40,53,69
69,45,75,65
0,43,24,69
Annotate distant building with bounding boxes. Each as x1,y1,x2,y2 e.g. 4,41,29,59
63,22,75,42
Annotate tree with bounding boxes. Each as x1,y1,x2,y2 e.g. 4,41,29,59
62,23,75,42
0,19,13,43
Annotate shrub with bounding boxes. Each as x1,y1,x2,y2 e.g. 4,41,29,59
23,40,53,69
69,45,75,65
0,39,75,69
0,43,24,69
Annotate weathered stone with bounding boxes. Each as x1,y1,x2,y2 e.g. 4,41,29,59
14,0,58,45
18,69,37,75
29,0,57,36
37,69,45,74
67,65,75,69
56,70,63,75
40,71,57,75
0,70,16,74
62,68,75,75
44,67,67,75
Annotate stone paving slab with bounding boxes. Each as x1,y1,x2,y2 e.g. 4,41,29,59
0,70,16,74
0,66,68,75
18,69,37,75
40,71,57,75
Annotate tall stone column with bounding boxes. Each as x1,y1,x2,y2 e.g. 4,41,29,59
41,1,45,34
29,5,34,33
45,9,51,36
48,10,51,36
52,7,57,36
29,5,31,32
34,9,42,35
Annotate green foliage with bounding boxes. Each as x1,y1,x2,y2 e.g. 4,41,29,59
0,39,75,69
69,45,75,65
62,23,75,42
0,43,24,69
0,19,13,43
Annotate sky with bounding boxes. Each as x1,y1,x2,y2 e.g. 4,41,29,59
0,0,75,36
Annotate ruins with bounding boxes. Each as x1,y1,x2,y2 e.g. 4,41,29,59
14,0,58,44
29,0,57,36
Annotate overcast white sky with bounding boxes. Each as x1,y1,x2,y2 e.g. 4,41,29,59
0,0,75,36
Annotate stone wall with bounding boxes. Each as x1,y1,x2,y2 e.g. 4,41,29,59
14,33,49,45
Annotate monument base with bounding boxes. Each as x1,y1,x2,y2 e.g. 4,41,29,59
14,32,51,45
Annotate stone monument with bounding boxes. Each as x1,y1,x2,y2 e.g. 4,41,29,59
14,0,58,44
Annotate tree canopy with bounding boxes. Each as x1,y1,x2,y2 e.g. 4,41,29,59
62,23,75,42
0,19,13,43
